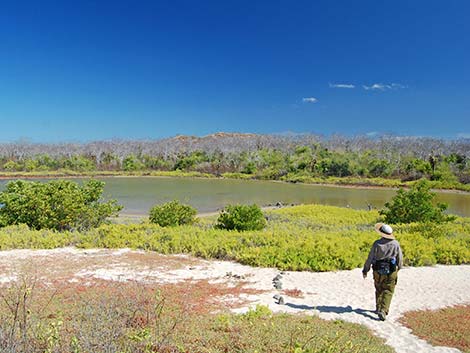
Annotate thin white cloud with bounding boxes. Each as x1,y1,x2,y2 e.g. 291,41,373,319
457,133,470,139
302,97,318,103
329,83,355,89
390,83,407,89
363,83,387,91
363,83,407,91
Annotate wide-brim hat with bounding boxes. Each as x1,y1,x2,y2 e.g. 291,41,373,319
375,223,395,239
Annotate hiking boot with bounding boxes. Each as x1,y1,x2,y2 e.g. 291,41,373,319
378,311,386,321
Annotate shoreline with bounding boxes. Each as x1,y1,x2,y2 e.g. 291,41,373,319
1,172,469,196
114,205,286,220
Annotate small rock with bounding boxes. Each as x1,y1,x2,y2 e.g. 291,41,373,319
273,274,283,281
273,282,283,290
225,272,245,280
272,294,285,305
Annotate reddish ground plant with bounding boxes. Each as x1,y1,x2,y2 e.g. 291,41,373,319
0,275,394,353
400,305,470,353
156,278,265,314
283,288,304,298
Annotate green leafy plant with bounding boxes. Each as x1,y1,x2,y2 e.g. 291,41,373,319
0,179,122,231
216,204,266,231
242,304,273,322
149,200,197,227
379,180,456,224
122,154,145,171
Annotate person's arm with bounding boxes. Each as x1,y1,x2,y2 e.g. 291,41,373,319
397,243,403,270
362,242,376,277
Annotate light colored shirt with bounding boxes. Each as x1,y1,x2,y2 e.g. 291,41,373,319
363,238,403,273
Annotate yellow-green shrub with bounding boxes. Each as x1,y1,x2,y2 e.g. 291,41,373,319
0,224,76,249
1,204,469,272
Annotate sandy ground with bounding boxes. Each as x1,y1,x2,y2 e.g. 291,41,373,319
113,205,285,219
0,248,469,353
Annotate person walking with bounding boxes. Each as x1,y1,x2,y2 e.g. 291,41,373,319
362,223,403,321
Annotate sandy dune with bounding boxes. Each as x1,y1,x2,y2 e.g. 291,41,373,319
0,248,468,353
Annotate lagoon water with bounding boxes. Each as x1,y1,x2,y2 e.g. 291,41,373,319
1,177,470,217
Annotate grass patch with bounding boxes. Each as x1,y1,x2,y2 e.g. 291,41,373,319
0,204,469,272
400,305,470,353
0,278,394,353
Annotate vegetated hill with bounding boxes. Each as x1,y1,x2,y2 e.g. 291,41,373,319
1,132,469,160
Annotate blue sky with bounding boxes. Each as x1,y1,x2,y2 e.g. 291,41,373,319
0,0,469,142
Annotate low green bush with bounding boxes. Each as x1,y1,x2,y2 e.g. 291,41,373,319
0,179,122,231
216,204,267,231
380,180,456,224
0,224,77,249
149,200,197,227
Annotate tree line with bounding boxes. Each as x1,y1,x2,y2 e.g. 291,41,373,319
0,133,469,184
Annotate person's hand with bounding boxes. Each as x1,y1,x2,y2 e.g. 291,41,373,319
362,272,367,279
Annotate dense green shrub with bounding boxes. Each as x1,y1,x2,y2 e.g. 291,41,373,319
316,158,352,177
368,159,393,177
62,155,96,172
2,160,21,171
174,151,209,171
122,154,145,171
431,163,459,183
380,180,455,224
149,200,197,227
0,179,122,231
216,204,267,231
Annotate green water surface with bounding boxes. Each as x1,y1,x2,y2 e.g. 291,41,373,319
2,177,469,217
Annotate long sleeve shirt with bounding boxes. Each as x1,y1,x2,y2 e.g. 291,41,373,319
363,238,403,274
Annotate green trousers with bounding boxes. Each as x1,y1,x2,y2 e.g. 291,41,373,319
373,270,398,315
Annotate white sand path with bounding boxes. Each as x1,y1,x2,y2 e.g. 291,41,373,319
0,248,469,353
156,259,469,353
